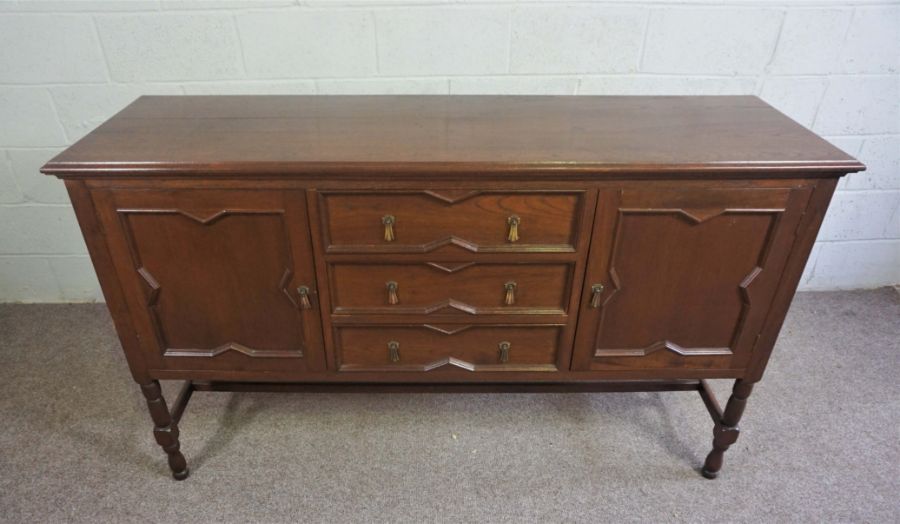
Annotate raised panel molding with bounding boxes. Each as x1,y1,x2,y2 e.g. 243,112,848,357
345,356,557,373
117,207,278,225
326,234,577,255
594,340,733,358
278,268,299,310
424,261,476,273
334,298,566,317
423,324,473,335
422,189,483,204
164,342,301,359
620,207,783,225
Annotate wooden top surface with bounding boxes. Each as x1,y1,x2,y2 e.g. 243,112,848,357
42,95,863,177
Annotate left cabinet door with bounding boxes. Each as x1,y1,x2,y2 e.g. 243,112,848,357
92,188,326,375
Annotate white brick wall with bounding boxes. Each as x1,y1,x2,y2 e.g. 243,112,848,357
0,0,897,302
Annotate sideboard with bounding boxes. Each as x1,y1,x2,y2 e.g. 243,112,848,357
42,95,864,480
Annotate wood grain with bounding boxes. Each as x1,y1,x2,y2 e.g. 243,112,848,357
90,188,327,373
573,185,810,372
334,324,563,373
328,262,573,315
319,190,584,254
41,96,864,177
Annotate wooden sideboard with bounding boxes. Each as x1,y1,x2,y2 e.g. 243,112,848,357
42,95,864,480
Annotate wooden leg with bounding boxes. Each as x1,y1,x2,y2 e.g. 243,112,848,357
701,379,754,479
140,380,189,480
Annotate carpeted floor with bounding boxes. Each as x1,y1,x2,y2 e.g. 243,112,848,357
0,289,898,523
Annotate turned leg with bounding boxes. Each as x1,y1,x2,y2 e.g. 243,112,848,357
701,379,754,479
140,380,189,480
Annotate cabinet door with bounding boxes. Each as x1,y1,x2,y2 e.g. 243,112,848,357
572,185,811,374
94,189,325,374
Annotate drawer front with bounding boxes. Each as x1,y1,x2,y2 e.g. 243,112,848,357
335,325,562,372
318,190,584,253
329,262,572,315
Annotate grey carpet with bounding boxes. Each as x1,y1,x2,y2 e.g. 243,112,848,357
0,289,898,523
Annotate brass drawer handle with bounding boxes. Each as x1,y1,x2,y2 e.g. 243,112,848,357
386,281,399,305
297,285,312,309
506,215,520,243
504,281,517,306
498,341,511,363
382,214,396,242
388,340,400,362
590,283,604,308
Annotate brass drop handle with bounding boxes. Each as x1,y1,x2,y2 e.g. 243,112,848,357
382,214,396,242
388,340,400,362
507,215,520,243
297,285,312,309
504,281,517,306
386,281,399,305
590,283,604,308
498,341,511,363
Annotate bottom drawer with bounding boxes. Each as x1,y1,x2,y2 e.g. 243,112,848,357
334,325,562,372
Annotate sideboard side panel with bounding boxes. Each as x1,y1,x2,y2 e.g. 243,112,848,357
65,180,150,383
745,177,839,381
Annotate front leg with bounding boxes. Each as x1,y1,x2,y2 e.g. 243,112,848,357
140,380,189,480
702,379,754,479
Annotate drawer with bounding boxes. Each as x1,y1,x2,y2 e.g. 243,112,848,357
317,190,585,253
334,325,562,372
329,262,572,315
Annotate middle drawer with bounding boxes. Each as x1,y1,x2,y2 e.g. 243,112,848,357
328,262,573,316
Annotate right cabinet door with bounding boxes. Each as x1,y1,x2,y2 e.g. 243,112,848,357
572,184,812,374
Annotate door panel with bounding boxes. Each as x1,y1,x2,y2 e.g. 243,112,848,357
572,186,811,373
93,189,325,373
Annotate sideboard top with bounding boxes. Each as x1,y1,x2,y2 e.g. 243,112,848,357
42,95,864,178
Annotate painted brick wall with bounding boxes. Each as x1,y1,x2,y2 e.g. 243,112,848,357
0,0,897,302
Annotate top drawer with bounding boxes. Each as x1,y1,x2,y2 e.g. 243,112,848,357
316,190,586,254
